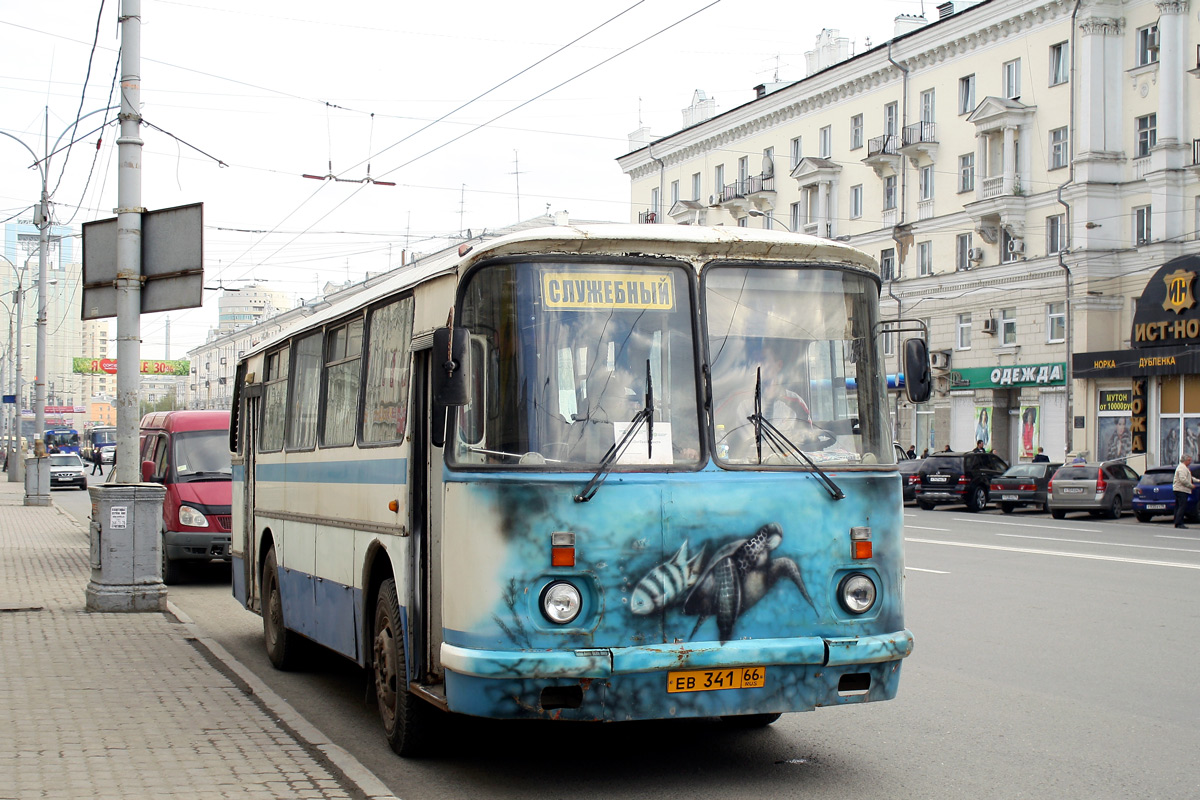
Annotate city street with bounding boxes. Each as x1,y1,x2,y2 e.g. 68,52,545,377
54,490,1200,799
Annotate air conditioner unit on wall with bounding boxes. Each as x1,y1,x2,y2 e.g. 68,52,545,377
982,318,998,334
930,351,951,370
1007,238,1025,255
968,247,984,262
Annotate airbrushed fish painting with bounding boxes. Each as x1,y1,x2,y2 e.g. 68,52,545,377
630,523,814,642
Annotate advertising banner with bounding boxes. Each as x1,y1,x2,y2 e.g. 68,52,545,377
1019,405,1040,460
73,358,189,376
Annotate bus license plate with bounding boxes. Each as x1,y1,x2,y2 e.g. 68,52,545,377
1002,494,1018,501
667,667,766,693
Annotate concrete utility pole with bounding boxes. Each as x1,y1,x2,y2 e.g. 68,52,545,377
34,108,49,452
87,0,167,612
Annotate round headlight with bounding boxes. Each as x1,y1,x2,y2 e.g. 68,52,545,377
540,581,582,624
178,504,209,528
838,573,877,614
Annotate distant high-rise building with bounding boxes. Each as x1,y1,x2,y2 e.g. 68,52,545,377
217,285,293,333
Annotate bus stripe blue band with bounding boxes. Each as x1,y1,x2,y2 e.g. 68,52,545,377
252,459,407,484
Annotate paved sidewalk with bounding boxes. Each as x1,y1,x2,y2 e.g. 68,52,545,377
0,481,393,800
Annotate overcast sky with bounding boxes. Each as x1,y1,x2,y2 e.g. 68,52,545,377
1,0,927,357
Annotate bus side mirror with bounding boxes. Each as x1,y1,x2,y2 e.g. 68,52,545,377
431,325,471,448
904,338,932,404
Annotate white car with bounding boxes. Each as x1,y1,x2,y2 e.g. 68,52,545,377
49,454,88,491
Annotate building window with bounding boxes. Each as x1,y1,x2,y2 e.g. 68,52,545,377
920,89,935,124
956,233,973,271
1049,41,1069,85
1001,229,1019,263
850,114,863,150
917,241,933,277
762,210,775,230
691,172,701,201
957,313,972,350
1134,205,1152,245
880,248,896,282
1136,114,1157,157
1049,127,1068,169
1136,25,1159,67
849,184,863,219
649,188,659,218
919,165,934,201
883,175,897,210
790,136,802,168
959,153,975,193
1047,302,1065,343
737,156,748,185
714,164,724,197
1003,59,1021,99
819,126,832,158
884,102,898,137
738,216,748,228
790,201,802,233
1047,214,1066,254
763,146,774,176
958,74,975,115
883,330,895,357
670,180,679,207
1000,307,1017,345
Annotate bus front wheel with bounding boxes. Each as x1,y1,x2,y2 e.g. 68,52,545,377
262,548,301,670
374,578,431,756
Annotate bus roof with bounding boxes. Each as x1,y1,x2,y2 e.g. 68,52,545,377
140,410,230,433
241,224,879,361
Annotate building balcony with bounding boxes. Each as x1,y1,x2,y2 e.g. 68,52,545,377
981,175,1004,199
714,173,775,212
900,122,938,165
1192,139,1200,172
1133,156,1151,181
863,134,902,177
918,198,935,220
637,210,658,224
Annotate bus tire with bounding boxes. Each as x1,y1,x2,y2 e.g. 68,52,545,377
721,712,782,728
374,578,431,756
262,548,301,670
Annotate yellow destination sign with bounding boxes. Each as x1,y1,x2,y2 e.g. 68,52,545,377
542,272,675,311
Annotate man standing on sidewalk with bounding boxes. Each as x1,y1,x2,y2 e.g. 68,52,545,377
1173,454,1194,529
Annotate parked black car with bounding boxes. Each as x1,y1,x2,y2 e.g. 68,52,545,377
916,451,1009,512
990,462,1062,514
899,457,924,503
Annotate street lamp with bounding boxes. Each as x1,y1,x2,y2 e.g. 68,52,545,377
0,104,118,458
746,209,794,232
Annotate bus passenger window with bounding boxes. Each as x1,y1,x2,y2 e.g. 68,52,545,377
362,297,415,444
322,318,364,447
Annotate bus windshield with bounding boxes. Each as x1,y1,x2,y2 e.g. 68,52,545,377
451,260,701,468
705,265,891,466
91,427,116,446
172,430,232,481
44,429,80,450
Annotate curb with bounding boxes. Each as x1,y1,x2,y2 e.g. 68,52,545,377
168,601,402,800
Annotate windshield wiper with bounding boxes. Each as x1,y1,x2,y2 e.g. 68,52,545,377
747,367,845,501
576,361,654,503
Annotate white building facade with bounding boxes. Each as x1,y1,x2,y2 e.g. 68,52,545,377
618,0,1199,467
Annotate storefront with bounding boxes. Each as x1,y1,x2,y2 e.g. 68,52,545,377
1074,254,1200,469
944,362,1067,462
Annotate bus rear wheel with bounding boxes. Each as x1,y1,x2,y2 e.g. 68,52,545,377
373,578,432,756
262,548,301,670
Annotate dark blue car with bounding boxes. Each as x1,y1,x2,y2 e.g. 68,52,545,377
1132,465,1200,523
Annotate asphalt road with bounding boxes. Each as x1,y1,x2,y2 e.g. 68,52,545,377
56,488,1200,799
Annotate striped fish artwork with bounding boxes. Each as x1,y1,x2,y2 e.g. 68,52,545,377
630,539,706,615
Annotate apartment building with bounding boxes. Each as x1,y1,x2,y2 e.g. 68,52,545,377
618,0,1198,467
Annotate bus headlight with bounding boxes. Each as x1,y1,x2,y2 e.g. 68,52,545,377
178,505,209,528
837,573,877,614
540,581,582,624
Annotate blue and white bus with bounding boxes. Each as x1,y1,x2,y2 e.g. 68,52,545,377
83,425,117,464
230,225,931,755
44,427,80,455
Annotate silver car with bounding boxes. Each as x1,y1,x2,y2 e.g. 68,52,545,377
1048,460,1140,519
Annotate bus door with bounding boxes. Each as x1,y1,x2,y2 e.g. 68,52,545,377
409,347,445,685
240,384,263,612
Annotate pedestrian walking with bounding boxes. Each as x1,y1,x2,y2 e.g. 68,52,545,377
90,448,103,476
1173,454,1194,529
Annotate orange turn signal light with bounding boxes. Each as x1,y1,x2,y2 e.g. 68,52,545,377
551,531,576,567
388,499,400,513
852,540,873,559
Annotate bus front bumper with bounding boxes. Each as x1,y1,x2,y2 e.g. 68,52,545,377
439,630,913,721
